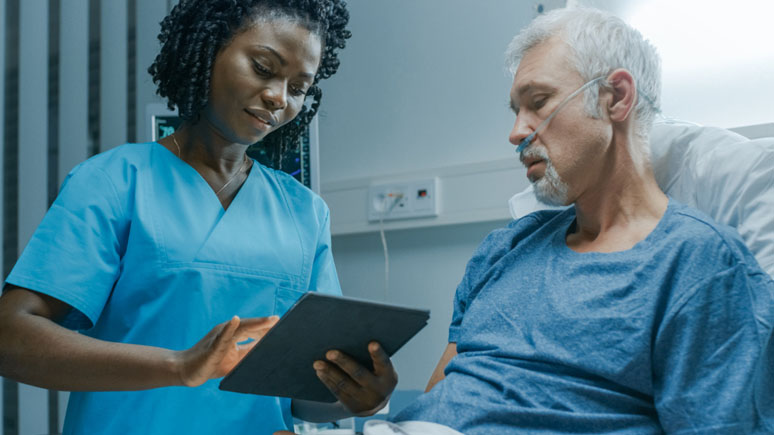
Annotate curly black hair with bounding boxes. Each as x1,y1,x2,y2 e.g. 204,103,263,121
148,0,351,166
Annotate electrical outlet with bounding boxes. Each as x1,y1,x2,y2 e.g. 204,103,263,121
368,178,439,221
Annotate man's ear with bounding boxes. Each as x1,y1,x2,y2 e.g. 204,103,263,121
605,69,637,123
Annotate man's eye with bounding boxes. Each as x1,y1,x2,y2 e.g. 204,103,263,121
533,97,548,109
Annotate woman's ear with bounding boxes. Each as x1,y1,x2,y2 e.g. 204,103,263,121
606,69,637,123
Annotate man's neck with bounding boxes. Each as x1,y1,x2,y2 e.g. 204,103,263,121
567,138,668,254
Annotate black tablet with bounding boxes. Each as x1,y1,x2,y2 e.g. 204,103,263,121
218,292,430,402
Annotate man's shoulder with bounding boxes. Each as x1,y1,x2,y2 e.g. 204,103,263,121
471,208,571,262
666,202,746,248
660,200,759,272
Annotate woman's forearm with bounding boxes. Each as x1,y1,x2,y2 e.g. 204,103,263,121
0,287,278,392
0,309,182,391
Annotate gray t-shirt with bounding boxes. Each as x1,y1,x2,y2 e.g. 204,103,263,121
395,200,774,434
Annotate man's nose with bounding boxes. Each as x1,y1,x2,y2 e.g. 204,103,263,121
262,81,288,110
509,114,534,147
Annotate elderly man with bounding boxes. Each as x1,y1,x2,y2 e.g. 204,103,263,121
390,7,774,434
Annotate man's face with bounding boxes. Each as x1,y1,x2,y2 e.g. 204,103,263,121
508,37,610,206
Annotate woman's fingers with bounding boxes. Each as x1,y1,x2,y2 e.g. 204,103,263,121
212,316,241,355
237,316,279,330
236,341,258,359
323,350,376,389
368,342,395,379
323,343,397,391
314,359,362,398
234,316,278,341
313,342,397,415
179,315,279,387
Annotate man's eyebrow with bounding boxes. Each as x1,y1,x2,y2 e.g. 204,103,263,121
253,45,315,80
517,82,554,97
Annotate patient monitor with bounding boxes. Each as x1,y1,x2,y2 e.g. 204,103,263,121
509,118,774,278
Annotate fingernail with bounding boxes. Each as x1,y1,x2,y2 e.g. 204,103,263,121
327,350,339,360
313,361,325,370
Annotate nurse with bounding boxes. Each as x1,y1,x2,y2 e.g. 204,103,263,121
0,0,396,433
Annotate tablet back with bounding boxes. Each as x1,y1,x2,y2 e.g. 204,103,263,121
219,292,430,402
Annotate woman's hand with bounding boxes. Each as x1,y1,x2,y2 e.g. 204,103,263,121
175,315,278,387
313,341,398,416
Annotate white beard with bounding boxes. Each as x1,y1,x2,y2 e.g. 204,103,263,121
521,145,569,206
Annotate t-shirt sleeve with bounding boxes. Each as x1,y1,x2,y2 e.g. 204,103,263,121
308,205,341,297
5,164,128,330
448,216,538,343
448,213,550,343
653,263,774,433
448,258,477,343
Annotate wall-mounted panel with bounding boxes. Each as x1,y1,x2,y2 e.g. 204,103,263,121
323,159,527,235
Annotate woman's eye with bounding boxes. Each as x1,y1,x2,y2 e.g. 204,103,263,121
252,60,271,76
289,85,307,97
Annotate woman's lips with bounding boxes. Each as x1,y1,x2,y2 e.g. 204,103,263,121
245,109,273,131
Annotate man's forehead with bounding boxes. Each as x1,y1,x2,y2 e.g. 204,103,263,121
512,57,584,100
512,38,576,87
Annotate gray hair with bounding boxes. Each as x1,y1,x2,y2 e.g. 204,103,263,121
505,7,661,167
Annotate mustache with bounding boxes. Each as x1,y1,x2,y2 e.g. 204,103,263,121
519,145,550,166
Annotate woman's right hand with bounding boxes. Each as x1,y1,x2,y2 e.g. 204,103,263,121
175,315,279,387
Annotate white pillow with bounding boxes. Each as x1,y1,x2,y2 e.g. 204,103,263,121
508,118,774,277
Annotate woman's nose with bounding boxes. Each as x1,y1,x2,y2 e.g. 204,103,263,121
262,82,288,110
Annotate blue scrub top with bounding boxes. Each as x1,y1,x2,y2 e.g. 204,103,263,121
6,142,342,434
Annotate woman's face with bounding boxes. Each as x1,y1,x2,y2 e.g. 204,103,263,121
202,18,322,145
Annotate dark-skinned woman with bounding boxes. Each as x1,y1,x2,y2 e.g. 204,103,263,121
0,1,396,433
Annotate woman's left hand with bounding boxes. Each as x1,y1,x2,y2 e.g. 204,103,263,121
313,341,398,416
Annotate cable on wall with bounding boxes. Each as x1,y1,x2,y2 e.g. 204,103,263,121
378,193,403,301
